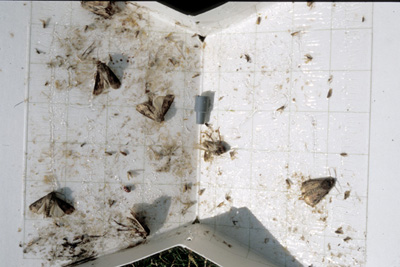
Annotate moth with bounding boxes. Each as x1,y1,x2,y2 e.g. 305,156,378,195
114,210,149,239
300,177,336,207
93,61,121,95
29,191,75,218
80,1,118,19
136,93,175,123
199,125,227,162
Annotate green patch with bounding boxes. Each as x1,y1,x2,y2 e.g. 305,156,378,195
124,246,220,267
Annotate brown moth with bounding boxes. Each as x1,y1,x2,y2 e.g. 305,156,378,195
93,61,121,95
80,1,118,19
136,94,175,123
114,210,149,239
29,191,75,218
301,177,336,207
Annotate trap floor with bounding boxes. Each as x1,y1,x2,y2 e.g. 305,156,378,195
7,1,396,266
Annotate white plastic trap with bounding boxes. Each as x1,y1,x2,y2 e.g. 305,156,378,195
22,2,373,266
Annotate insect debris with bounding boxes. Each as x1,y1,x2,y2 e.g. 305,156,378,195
114,210,149,239
344,190,351,200
327,88,333,99
40,18,50,28
136,93,175,123
291,31,301,37
199,125,228,162
256,16,262,25
276,105,287,113
340,152,348,157
300,177,336,207
335,227,344,234
241,53,252,63
29,191,75,218
307,2,315,9
123,185,131,193
328,75,333,84
93,61,121,95
35,48,45,54
304,54,313,64
286,178,293,189
343,236,352,242
80,1,119,19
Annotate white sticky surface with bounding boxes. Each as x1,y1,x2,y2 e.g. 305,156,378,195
1,2,400,267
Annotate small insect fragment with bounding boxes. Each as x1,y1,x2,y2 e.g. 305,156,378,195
286,178,293,189
276,105,286,113
198,188,205,195
127,170,135,180
307,2,314,9
80,142,87,147
40,18,50,28
256,16,262,25
335,227,344,234
241,53,252,63
340,152,348,157
120,150,129,156
291,31,301,36
80,1,119,19
136,94,175,123
105,151,116,156
362,16,365,22
223,241,232,248
225,194,232,202
108,199,116,207
192,73,200,78
123,185,131,193
301,177,336,207
93,61,121,95
344,190,351,200
183,183,192,193
197,35,206,43
328,75,333,84
217,201,225,208
35,48,45,54
304,54,313,64
29,191,75,218
343,236,352,242
44,81,49,86
229,150,238,160
327,88,333,99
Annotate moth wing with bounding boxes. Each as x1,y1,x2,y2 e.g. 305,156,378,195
303,188,329,207
29,192,52,215
136,102,157,121
49,202,66,218
101,63,121,89
160,94,175,119
54,196,75,215
301,178,335,207
301,179,322,194
128,212,149,237
93,68,105,95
